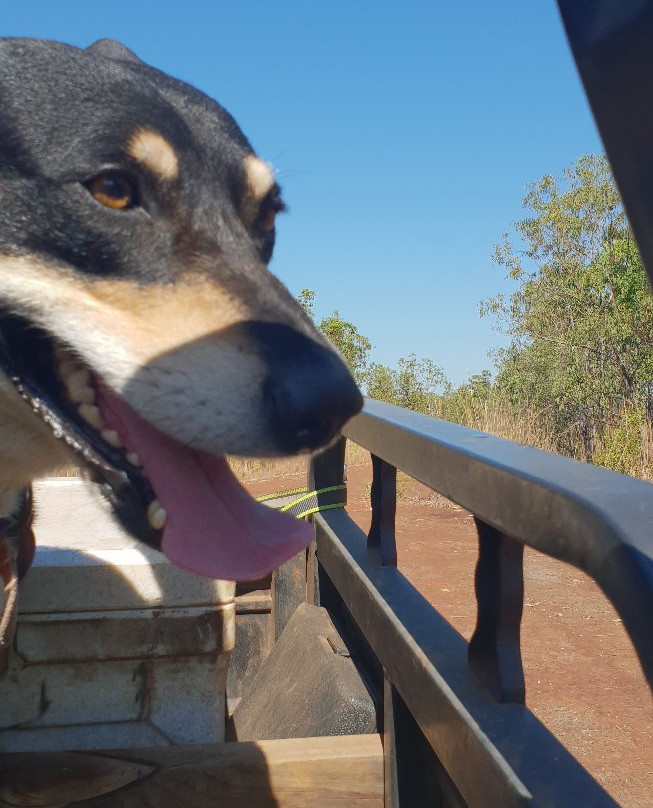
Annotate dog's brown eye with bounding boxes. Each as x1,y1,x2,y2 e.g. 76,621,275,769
85,172,137,210
258,205,277,232
256,191,286,233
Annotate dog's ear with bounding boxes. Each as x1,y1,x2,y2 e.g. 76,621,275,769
86,39,142,63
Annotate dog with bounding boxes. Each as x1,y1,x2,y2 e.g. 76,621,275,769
0,37,362,653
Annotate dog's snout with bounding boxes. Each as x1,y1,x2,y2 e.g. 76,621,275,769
251,322,363,453
266,366,362,452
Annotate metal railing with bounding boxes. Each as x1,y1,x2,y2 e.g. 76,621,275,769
307,398,653,808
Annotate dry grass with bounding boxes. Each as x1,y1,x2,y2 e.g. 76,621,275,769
435,396,557,453
52,465,81,477
228,442,368,485
227,455,308,484
643,417,653,481
437,395,652,480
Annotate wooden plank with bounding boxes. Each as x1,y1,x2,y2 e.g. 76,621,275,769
383,674,399,808
0,752,152,806
226,612,273,717
1,734,383,808
235,591,273,613
271,550,306,640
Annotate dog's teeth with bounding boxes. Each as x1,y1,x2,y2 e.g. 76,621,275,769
147,500,167,530
68,386,96,404
78,403,103,428
100,429,122,447
66,371,95,404
126,452,141,467
56,354,96,404
66,371,93,397
58,359,80,380
67,369,90,387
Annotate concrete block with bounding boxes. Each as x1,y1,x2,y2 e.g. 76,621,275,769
150,655,228,744
0,655,41,726
1,659,144,728
0,479,236,751
22,479,235,613
20,547,234,614
16,604,234,663
32,479,136,550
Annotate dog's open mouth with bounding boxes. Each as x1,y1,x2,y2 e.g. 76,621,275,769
0,313,312,580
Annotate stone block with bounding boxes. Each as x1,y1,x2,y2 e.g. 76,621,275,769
149,655,229,744
21,480,236,613
0,658,143,728
16,604,234,663
0,478,236,752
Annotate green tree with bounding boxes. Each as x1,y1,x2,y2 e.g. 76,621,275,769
294,290,449,418
297,288,316,320
319,310,372,386
394,355,448,414
483,154,653,462
366,362,399,405
365,354,448,415
296,290,372,386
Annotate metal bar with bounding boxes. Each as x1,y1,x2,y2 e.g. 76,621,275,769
343,399,653,686
468,520,525,704
315,509,621,808
369,455,398,566
308,438,347,502
317,511,530,808
306,438,348,609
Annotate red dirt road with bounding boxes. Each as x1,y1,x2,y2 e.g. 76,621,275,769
248,460,652,808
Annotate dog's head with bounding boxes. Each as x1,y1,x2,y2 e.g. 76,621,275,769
0,38,363,579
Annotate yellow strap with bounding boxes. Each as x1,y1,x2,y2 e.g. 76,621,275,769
292,502,346,520
255,486,308,503
256,485,346,519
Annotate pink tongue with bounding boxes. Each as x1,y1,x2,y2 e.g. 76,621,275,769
94,386,312,580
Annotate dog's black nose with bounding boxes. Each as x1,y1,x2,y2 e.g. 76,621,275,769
252,322,363,453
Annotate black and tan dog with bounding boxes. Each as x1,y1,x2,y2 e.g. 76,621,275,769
0,37,362,630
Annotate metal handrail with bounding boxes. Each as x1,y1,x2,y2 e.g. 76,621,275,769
308,397,652,806
342,398,653,684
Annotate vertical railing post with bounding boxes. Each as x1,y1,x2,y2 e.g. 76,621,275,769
468,518,526,703
306,437,347,608
368,454,398,566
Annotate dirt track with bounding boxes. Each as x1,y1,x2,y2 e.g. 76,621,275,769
248,458,652,808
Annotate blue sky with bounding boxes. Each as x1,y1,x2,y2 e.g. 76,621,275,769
3,2,602,385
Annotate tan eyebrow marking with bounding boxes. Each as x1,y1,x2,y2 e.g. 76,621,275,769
127,128,179,180
244,154,275,201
